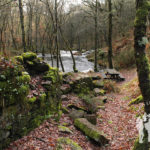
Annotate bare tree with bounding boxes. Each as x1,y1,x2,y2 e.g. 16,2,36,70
18,0,26,52
108,0,113,68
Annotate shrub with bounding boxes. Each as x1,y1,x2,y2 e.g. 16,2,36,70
114,48,135,69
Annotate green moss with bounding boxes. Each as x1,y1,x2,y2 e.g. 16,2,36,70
39,93,46,101
18,85,29,96
129,95,143,105
74,118,108,144
134,1,150,27
43,67,60,83
14,56,23,63
133,136,149,150
28,96,36,103
99,89,106,95
16,73,31,84
31,115,43,127
75,119,99,141
26,60,34,66
58,126,73,134
56,137,82,150
61,107,69,114
22,52,37,61
92,80,104,88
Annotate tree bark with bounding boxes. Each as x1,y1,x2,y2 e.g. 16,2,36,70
134,0,150,148
18,0,26,52
55,0,59,69
94,0,98,72
108,0,113,69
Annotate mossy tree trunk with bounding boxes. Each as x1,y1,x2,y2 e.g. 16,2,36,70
134,0,150,148
108,0,113,69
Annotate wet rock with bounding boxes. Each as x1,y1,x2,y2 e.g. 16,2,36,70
74,118,109,145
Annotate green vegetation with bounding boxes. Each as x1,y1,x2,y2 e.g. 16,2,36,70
56,137,82,150
0,52,62,149
129,95,143,105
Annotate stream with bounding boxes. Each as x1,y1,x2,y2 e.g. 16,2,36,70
38,50,95,72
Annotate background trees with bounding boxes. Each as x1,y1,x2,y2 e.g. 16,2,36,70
0,0,135,56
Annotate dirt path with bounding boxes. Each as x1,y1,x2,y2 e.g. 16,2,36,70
97,68,144,150
6,68,143,150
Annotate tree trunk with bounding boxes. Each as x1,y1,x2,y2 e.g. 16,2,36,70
18,0,26,52
59,27,77,72
108,0,113,69
55,0,59,69
134,0,150,148
94,0,98,72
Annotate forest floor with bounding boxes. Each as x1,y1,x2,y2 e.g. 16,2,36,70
6,68,144,150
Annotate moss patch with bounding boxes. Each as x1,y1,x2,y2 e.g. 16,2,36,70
129,95,143,105
56,137,82,150
74,118,108,145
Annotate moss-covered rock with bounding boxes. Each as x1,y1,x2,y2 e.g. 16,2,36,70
56,137,82,150
74,118,109,145
129,95,143,105
92,80,104,88
22,52,37,61
58,126,73,134
28,96,36,103
43,67,60,83
0,53,62,149
69,109,85,120
14,56,23,63
94,88,106,96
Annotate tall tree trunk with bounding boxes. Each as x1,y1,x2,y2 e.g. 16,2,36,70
59,27,77,72
134,0,150,148
18,0,26,52
27,2,33,50
35,0,38,53
108,0,113,69
55,0,59,69
94,0,98,72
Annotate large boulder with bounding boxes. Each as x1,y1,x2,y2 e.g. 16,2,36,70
18,52,50,74
74,118,109,145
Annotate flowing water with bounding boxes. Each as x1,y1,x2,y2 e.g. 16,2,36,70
38,50,95,72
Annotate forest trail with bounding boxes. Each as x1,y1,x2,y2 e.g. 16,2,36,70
98,68,144,150
6,69,143,150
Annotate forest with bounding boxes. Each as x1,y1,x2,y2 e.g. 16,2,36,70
0,0,150,149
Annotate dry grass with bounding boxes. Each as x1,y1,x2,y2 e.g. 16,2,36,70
122,77,141,99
